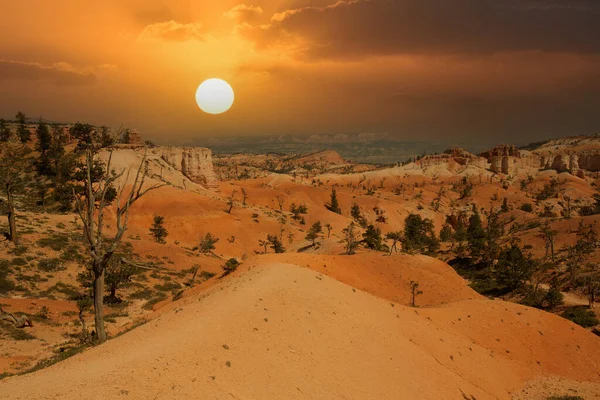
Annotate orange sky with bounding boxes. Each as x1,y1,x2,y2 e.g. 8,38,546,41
1,0,599,144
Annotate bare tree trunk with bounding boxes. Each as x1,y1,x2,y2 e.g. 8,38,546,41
93,265,107,342
79,309,90,343
7,190,17,244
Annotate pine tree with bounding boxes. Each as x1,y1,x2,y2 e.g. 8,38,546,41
200,233,219,253
351,203,361,220
149,215,168,244
362,224,385,251
501,197,509,213
267,234,286,253
15,111,30,143
401,213,439,255
0,119,11,142
494,242,534,291
36,120,52,156
325,188,342,214
467,207,485,259
305,221,323,246
440,223,453,242
342,222,360,255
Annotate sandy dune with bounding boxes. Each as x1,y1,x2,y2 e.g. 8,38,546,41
2,262,599,400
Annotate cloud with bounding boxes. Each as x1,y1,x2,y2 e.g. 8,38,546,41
223,4,264,23
0,59,97,85
239,0,600,60
134,5,177,25
138,20,204,42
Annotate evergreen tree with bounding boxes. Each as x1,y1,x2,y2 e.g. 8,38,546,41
482,207,504,267
35,120,53,176
325,188,342,214
222,258,240,275
351,202,367,227
15,111,30,143
467,207,485,259
305,221,323,246
342,222,360,255
99,126,115,148
453,212,468,242
501,197,509,213
149,215,168,244
0,119,10,142
36,120,51,156
494,242,534,291
267,234,286,253
199,233,219,253
362,224,385,251
401,213,439,255
440,223,453,242
351,203,361,220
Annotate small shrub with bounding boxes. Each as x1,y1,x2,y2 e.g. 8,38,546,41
200,271,216,280
142,292,168,310
37,234,69,251
10,258,27,266
35,306,50,320
9,246,28,256
221,258,240,276
154,281,182,292
561,307,599,328
520,203,533,213
38,258,64,272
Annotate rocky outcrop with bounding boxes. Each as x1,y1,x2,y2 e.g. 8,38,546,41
152,146,218,188
532,136,600,177
480,145,521,174
417,148,487,169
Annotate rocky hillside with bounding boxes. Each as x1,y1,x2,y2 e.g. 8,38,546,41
100,145,218,190
213,150,376,180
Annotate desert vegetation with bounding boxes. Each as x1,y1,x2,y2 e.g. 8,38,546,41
1,121,600,398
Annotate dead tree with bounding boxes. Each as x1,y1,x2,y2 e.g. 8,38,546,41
409,281,423,307
324,223,333,238
0,307,33,328
276,195,285,211
74,148,164,343
241,187,248,205
227,190,236,213
0,143,31,244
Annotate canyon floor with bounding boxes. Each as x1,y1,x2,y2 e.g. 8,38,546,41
1,137,600,399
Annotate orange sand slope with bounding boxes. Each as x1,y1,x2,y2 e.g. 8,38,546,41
2,263,599,400
243,253,483,307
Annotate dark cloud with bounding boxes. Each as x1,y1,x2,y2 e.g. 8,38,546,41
381,90,600,142
134,5,177,25
241,0,600,60
0,60,96,85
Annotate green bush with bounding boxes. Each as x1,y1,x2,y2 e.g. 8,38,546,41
520,203,533,213
10,258,27,266
153,281,182,292
38,258,64,272
0,260,15,294
37,234,69,251
561,307,599,328
9,246,28,256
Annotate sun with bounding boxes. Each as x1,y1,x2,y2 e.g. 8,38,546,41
195,78,234,114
